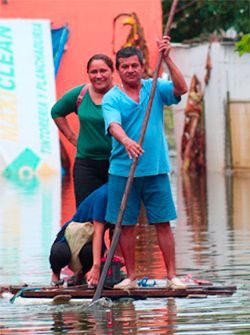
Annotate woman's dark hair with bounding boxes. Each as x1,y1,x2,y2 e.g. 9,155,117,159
87,54,114,72
116,47,144,70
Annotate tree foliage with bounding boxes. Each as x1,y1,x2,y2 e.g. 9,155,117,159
162,0,250,43
235,33,250,55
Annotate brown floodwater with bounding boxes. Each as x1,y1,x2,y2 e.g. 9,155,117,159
1,169,250,334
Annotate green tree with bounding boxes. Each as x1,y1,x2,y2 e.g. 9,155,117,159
162,0,250,43
235,33,250,55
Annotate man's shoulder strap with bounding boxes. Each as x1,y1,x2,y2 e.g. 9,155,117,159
76,84,90,111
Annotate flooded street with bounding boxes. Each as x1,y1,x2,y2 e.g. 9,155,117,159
1,169,250,334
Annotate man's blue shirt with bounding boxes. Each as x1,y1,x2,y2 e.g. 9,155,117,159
103,78,180,177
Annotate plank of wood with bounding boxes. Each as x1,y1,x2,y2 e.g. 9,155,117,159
9,285,236,300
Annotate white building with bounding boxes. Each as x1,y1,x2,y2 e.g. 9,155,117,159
166,42,250,172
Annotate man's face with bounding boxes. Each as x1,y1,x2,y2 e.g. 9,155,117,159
117,55,144,87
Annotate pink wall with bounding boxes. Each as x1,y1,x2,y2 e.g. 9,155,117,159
1,0,162,94
1,0,162,163
1,0,162,216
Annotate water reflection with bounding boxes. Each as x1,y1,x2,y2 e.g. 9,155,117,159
60,174,75,224
1,170,250,334
0,174,61,285
175,171,250,283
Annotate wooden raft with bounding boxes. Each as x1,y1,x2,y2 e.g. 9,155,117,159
3,284,237,300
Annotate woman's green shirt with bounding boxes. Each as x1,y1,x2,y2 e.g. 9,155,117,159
51,85,111,159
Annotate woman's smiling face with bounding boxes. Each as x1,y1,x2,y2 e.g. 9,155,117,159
88,59,113,93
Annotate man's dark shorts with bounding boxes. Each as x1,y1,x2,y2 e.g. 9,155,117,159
106,174,177,225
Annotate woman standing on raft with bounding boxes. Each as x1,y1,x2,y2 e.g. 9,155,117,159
51,54,114,207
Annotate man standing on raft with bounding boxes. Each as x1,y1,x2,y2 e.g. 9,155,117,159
102,36,188,289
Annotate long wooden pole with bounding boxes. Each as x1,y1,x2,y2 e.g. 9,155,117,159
92,0,179,303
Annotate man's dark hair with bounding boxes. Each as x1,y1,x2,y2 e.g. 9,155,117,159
115,47,144,70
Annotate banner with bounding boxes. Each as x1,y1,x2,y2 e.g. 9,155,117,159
0,19,60,180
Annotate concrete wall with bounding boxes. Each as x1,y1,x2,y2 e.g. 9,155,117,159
166,42,250,172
